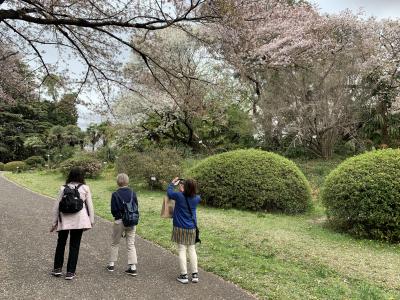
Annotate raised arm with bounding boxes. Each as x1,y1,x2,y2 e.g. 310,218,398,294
167,183,180,200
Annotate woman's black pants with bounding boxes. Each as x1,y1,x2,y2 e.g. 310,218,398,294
53,229,83,273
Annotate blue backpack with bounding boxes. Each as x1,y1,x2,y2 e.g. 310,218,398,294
119,192,139,227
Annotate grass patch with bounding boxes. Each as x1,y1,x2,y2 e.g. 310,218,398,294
294,157,345,216
4,168,400,300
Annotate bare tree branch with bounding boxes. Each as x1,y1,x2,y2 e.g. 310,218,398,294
0,0,214,110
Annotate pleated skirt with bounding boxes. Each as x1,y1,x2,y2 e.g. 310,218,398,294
171,226,196,245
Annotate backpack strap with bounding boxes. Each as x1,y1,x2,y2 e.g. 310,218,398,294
116,190,134,204
76,184,90,216
130,191,137,206
115,191,125,204
63,183,83,189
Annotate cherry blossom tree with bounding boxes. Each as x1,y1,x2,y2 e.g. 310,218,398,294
0,41,34,103
256,13,377,158
204,0,331,113
113,26,254,151
205,0,395,157
360,20,400,146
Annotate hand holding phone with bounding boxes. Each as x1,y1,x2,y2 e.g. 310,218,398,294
172,177,179,185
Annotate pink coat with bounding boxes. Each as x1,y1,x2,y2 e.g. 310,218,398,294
52,183,95,231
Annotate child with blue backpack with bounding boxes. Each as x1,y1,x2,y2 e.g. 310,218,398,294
106,173,139,276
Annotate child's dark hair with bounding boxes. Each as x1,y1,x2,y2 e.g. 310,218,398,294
66,167,86,184
183,179,197,197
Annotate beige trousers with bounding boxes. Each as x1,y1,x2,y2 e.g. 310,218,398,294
178,244,198,275
110,220,137,265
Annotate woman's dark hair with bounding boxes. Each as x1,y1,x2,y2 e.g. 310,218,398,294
66,167,86,184
183,179,197,197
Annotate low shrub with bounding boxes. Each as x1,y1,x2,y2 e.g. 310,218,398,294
321,149,400,242
4,161,27,172
49,146,76,168
116,147,183,189
60,156,103,178
0,162,4,171
188,149,312,214
25,156,45,168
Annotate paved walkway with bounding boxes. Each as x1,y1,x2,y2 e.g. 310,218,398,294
0,174,255,300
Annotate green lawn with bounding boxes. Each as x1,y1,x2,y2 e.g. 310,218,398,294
4,167,400,300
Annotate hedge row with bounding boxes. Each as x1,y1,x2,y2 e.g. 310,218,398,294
60,156,103,178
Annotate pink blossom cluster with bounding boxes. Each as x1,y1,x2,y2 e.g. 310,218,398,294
0,43,33,103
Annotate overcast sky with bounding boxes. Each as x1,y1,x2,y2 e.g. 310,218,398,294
312,0,400,19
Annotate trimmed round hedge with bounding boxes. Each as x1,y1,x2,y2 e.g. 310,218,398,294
188,149,312,214
321,149,400,242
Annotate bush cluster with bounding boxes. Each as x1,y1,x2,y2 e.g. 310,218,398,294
0,162,4,171
25,156,45,168
95,146,117,163
188,149,312,214
60,156,103,178
116,148,183,189
321,149,400,242
4,161,27,172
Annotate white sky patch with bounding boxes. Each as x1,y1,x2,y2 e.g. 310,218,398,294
312,0,400,19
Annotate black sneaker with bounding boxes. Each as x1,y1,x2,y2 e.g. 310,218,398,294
106,265,114,272
191,273,199,283
125,268,137,276
65,272,76,280
177,274,189,284
51,268,62,277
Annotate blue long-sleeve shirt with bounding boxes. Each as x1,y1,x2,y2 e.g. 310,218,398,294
111,187,138,220
167,183,201,229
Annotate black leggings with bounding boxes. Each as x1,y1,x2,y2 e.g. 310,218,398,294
53,229,83,273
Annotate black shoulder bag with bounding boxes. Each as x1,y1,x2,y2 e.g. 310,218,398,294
184,195,201,244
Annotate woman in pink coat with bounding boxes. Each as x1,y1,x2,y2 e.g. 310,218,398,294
50,167,95,280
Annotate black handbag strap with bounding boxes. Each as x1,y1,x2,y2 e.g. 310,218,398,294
184,194,197,228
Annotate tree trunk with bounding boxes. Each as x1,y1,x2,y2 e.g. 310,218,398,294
378,100,390,146
319,129,338,159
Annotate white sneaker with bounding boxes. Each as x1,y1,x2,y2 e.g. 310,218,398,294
177,274,189,284
191,273,199,283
